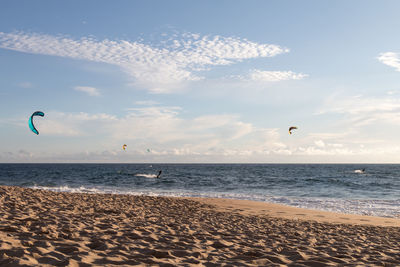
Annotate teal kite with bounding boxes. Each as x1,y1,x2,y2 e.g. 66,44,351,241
29,111,44,135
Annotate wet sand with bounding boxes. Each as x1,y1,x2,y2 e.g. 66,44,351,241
0,185,399,266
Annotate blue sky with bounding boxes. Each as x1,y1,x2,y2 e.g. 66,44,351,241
2,0,400,163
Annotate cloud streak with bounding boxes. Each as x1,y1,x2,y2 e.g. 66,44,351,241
0,31,290,93
318,94,400,126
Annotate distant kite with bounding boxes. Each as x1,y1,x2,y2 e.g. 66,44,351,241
122,144,127,151
288,126,297,135
28,111,45,135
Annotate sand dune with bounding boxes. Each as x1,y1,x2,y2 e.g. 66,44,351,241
0,185,399,266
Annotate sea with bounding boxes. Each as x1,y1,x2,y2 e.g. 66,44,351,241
0,164,399,218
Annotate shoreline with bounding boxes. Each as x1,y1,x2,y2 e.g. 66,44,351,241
1,185,400,265
10,185,400,226
192,197,400,227
29,185,400,223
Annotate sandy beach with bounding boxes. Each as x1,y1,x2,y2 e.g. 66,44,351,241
0,186,399,266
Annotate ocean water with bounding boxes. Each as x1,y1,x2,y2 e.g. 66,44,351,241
0,164,399,218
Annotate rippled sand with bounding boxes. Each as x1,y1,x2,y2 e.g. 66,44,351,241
0,186,399,266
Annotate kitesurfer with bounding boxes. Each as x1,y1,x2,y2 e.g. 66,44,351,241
157,170,162,178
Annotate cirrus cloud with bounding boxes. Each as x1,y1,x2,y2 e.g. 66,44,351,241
318,94,400,126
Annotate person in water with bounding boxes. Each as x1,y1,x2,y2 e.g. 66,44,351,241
157,170,162,178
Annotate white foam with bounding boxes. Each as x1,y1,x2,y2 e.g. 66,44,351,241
265,196,400,218
354,169,365,174
31,185,116,194
134,173,158,178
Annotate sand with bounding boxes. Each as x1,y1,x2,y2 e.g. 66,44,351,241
0,186,399,266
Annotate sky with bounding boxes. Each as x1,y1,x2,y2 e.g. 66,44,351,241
2,1,400,163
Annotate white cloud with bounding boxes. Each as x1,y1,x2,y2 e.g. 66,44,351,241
0,31,289,93
378,52,400,71
74,86,100,96
246,69,308,82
